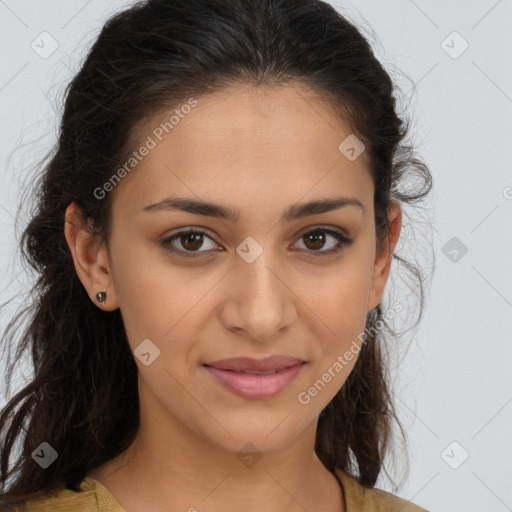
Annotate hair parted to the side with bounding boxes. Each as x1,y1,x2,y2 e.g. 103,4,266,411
0,0,433,508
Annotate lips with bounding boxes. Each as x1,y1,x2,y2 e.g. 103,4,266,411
203,355,305,373
203,364,304,400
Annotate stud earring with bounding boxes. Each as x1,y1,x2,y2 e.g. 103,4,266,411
96,291,107,304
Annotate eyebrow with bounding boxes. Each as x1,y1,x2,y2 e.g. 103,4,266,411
141,195,365,222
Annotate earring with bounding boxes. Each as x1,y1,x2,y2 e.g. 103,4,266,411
96,291,107,304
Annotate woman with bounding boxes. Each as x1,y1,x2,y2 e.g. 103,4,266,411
0,0,433,510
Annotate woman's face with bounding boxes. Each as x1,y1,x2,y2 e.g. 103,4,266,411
74,83,400,455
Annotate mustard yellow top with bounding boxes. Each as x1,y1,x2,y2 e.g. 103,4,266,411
15,467,429,511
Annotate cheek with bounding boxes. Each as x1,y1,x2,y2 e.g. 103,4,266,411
109,239,187,348
301,257,373,335
297,254,374,389
111,243,220,372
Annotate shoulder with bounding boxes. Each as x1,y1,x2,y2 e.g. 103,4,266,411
13,477,124,512
333,467,430,512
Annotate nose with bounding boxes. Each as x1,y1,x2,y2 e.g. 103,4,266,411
219,253,297,343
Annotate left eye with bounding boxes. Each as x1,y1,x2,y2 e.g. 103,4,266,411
293,228,353,256
161,227,352,258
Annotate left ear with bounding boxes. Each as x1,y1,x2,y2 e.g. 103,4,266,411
367,200,402,312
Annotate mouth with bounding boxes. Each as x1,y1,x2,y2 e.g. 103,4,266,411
203,355,306,373
202,361,306,400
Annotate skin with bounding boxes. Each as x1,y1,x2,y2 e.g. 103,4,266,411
64,82,401,512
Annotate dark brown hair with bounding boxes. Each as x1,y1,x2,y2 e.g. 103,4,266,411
0,0,433,508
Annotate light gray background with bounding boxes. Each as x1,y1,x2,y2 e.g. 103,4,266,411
1,1,511,511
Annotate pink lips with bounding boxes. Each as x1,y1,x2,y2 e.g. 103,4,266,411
203,355,306,400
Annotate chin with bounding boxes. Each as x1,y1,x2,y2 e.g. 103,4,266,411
195,409,312,455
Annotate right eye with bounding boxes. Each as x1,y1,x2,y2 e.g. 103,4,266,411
160,228,221,258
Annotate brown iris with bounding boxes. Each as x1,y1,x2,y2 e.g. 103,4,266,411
180,232,204,251
303,230,326,251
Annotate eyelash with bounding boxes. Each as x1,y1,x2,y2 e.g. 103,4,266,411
160,226,353,259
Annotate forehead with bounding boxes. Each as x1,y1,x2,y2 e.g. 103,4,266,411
111,83,373,218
